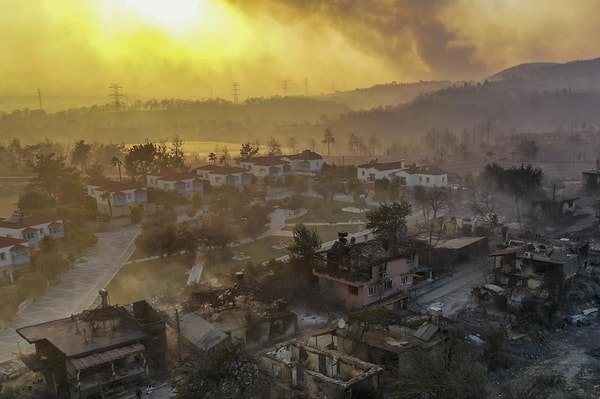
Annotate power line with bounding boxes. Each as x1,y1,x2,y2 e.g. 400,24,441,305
37,88,43,111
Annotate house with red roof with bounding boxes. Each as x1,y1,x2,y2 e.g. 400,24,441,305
0,211,64,246
238,157,291,178
87,180,148,218
194,165,252,187
280,149,324,172
357,159,447,187
146,172,204,199
0,236,31,282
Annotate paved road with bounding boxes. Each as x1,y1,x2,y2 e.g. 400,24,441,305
0,225,140,363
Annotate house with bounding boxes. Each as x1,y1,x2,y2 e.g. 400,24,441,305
238,157,292,178
17,300,168,399
87,180,148,217
260,339,383,399
489,240,580,302
582,158,600,193
0,236,31,282
194,164,252,187
0,211,64,245
356,159,447,187
146,172,204,199
531,197,578,219
280,150,324,173
313,234,418,309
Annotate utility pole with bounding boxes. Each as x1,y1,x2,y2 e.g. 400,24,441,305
37,88,43,111
232,83,240,104
283,80,288,97
108,83,123,111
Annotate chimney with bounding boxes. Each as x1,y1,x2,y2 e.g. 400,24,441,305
338,231,348,244
400,158,406,169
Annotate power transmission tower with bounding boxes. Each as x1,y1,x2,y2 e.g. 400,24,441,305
108,83,124,111
283,80,288,97
37,88,43,110
232,83,240,104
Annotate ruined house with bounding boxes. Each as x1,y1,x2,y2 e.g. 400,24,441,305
17,300,167,399
313,235,418,309
489,240,581,302
260,339,383,399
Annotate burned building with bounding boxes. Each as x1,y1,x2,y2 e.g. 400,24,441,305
313,235,418,309
16,299,167,399
490,240,581,303
260,339,383,399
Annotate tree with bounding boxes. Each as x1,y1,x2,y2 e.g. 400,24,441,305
85,163,105,181
286,223,322,261
322,128,335,156
286,137,297,154
124,141,157,181
208,152,218,164
514,138,539,161
135,210,180,260
111,156,123,182
18,188,56,211
426,186,448,221
366,201,411,252
71,139,91,171
100,190,113,218
307,137,317,152
266,137,282,156
70,225,98,256
29,152,82,204
239,142,260,160
468,190,499,223
197,215,237,249
130,206,143,224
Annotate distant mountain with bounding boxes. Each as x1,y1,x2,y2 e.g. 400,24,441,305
488,57,600,91
318,80,452,110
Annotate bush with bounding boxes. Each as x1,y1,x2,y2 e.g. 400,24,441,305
130,206,143,224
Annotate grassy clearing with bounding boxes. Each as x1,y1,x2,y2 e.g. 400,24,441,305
106,255,191,305
291,197,367,224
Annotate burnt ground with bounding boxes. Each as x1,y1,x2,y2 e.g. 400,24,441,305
456,268,600,399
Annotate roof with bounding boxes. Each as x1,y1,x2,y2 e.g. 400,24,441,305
152,172,201,181
0,236,28,248
403,165,447,175
252,157,290,167
414,323,439,342
489,245,526,257
437,236,486,250
71,343,145,371
194,164,220,171
357,161,406,171
88,179,146,193
0,215,62,230
315,240,408,276
17,307,148,358
179,313,228,351
208,166,250,175
284,150,323,161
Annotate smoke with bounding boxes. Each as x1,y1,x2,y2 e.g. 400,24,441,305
1,0,600,101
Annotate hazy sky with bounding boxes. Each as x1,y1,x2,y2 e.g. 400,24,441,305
2,0,599,102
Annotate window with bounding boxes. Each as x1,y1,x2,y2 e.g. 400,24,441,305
368,284,378,296
127,193,132,200
368,173,376,181
401,274,411,284
399,177,407,185
426,177,430,183
419,176,422,182
389,172,396,177
0,252,5,261
361,170,365,176
348,286,359,296
185,182,190,188
442,176,445,182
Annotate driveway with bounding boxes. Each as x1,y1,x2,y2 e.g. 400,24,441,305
0,224,140,363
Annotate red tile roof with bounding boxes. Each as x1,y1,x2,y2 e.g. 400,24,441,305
252,157,290,166
88,180,146,192
194,164,220,171
153,172,201,181
357,161,405,171
0,236,28,248
0,215,62,230
208,166,250,175
284,150,323,161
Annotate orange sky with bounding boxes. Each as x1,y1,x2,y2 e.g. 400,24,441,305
1,0,599,102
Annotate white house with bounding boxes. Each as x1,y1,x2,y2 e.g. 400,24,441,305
238,157,291,178
194,165,252,187
0,211,64,246
280,150,324,173
357,160,447,187
87,180,148,218
147,172,204,200
0,236,31,282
